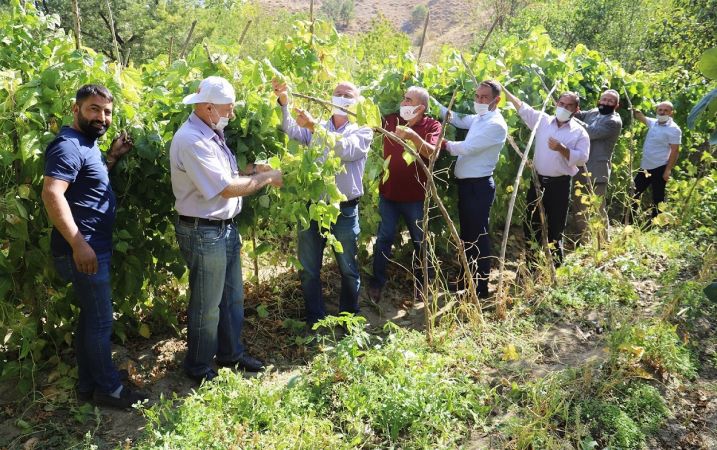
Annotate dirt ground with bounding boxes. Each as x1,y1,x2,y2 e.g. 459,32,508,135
1,228,716,449
258,0,490,61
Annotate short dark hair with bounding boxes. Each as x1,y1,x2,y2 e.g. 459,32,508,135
75,84,113,105
479,80,501,98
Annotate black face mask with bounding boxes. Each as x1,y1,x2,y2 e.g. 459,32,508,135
598,104,615,115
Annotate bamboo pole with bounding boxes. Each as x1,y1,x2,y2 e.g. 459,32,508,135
495,83,559,317
620,84,636,225
71,0,81,50
309,0,315,46
168,36,174,65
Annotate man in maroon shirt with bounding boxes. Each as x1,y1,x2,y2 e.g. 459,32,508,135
368,87,442,302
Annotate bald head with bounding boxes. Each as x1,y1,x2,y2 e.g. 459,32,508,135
333,81,360,100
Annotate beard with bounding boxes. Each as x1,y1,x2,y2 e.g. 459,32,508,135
76,112,109,139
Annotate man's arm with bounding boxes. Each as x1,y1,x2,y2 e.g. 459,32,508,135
633,109,649,126
395,124,442,159
220,170,283,198
446,121,507,157
105,131,133,171
437,103,475,130
41,177,97,274
584,116,622,141
663,144,680,181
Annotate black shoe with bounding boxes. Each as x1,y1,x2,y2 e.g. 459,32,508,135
92,385,148,409
77,369,130,403
217,355,265,372
187,368,219,385
367,285,382,304
448,280,466,293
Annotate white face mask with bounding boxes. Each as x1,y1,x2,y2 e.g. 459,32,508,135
656,114,670,123
332,96,356,116
210,105,231,131
400,105,420,121
474,102,489,115
555,106,573,122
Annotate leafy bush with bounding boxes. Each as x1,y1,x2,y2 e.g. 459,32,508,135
138,318,493,448
582,400,645,449
609,320,698,379
320,0,355,29
547,264,637,309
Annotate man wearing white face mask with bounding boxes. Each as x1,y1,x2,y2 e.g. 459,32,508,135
272,79,373,327
433,80,508,297
170,76,283,383
632,102,681,220
366,87,442,303
504,88,590,266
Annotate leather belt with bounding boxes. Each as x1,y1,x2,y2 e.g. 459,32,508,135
178,215,235,227
339,197,361,208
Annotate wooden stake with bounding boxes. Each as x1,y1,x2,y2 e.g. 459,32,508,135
180,20,198,59
309,0,315,46
495,83,558,318
417,9,430,63
104,0,121,66
168,36,174,65
239,20,252,46
71,0,81,50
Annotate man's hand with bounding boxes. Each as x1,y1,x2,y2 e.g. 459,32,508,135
272,78,289,106
266,169,283,188
72,239,98,275
548,137,569,159
109,131,133,161
253,162,273,173
663,167,671,182
395,126,418,142
294,108,316,132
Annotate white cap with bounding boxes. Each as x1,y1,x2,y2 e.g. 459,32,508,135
182,76,236,105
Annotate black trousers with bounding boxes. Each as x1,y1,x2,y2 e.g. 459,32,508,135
524,174,571,265
457,176,495,294
633,165,667,219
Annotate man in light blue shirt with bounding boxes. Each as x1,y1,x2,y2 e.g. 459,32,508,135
632,102,682,220
170,76,282,383
272,79,373,326
436,80,508,297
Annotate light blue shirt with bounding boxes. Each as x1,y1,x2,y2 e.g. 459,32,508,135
440,105,508,178
170,112,242,220
280,104,373,201
640,117,682,170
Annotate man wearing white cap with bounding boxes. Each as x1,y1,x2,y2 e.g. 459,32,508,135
170,76,282,383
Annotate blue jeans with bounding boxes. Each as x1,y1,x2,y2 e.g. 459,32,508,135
175,221,245,379
54,251,121,395
457,177,496,294
298,203,361,325
372,195,425,288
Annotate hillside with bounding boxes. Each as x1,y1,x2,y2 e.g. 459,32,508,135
258,0,488,59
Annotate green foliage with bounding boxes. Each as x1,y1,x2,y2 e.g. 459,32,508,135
547,263,638,309
609,320,698,379
319,0,355,30
581,400,645,449
138,323,493,448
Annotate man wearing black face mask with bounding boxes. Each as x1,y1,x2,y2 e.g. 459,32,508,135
571,89,622,242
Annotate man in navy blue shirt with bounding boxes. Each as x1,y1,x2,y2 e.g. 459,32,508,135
42,84,147,409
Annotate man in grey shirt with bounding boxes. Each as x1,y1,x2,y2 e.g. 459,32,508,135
170,76,282,383
272,79,373,327
571,89,622,242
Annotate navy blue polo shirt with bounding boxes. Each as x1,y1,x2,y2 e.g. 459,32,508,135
44,126,116,256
